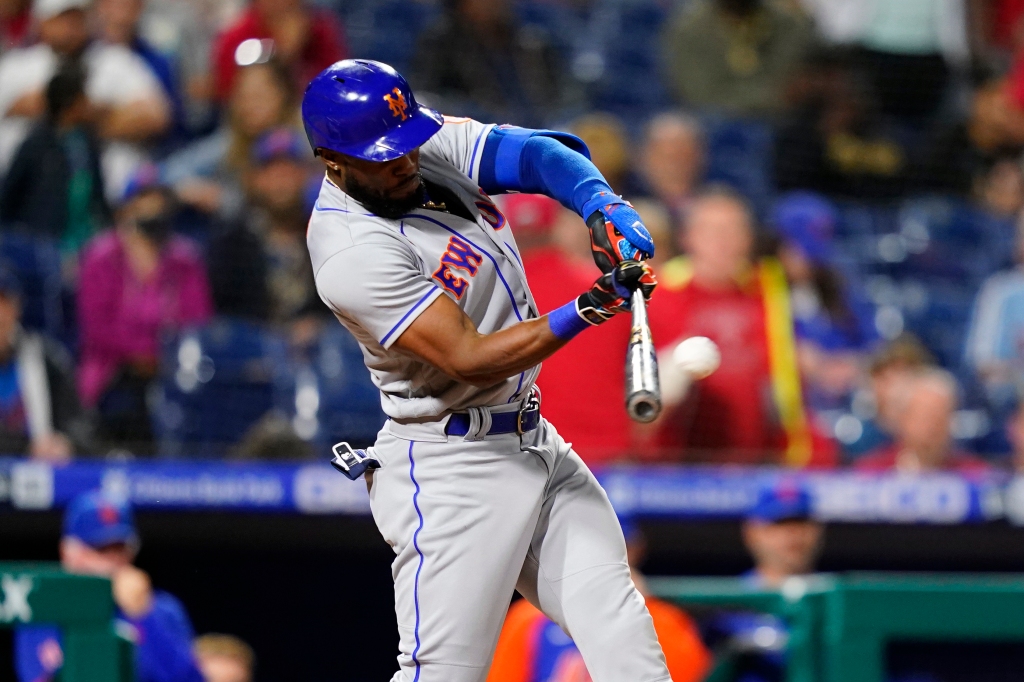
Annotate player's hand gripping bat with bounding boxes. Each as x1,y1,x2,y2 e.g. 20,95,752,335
586,212,662,423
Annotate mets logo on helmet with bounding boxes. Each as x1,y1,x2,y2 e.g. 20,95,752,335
384,87,409,121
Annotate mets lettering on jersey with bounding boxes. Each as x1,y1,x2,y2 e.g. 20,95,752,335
433,236,484,298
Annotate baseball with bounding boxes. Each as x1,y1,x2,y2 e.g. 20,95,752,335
671,336,721,379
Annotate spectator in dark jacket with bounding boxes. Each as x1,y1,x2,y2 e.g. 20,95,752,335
412,0,577,127
206,129,325,343
774,49,911,200
0,64,110,252
663,0,813,116
0,266,89,459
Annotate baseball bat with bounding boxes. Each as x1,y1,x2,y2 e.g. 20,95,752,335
625,288,662,423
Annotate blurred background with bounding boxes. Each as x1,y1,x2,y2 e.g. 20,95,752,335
5,0,1024,680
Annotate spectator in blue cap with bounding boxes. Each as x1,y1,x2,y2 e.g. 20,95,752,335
772,192,877,412
704,481,824,682
0,264,88,460
207,127,325,344
742,480,822,588
15,490,204,682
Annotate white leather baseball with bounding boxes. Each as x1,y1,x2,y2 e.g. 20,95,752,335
671,336,721,379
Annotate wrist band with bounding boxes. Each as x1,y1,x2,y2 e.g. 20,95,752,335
548,299,594,341
581,192,627,225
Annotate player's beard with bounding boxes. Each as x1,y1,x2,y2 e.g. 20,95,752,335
344,173,426,220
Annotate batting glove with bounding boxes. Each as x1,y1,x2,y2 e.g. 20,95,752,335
576,260,657,325
584,196,655,274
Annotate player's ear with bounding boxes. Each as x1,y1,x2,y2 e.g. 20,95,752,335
318,148,344,172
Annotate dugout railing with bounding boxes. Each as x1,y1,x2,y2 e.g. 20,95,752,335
0,563,133,682
650,572,1024,682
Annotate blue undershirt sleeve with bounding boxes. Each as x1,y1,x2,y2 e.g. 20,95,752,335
478,128,614,217
477,126,655,258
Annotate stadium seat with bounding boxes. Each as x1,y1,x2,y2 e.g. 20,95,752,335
300,325,386,450
584,0,672,119
701,117,774,215
903,282,975,368
0,232,64,339
153,318,292,456
898,197,1009,284
336,0,438,76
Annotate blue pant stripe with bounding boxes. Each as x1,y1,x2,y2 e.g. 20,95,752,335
408,441,425,682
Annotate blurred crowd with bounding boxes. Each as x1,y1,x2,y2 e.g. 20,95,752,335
5,0,1024,473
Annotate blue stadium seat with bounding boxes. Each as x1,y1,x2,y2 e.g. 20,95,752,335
0,233,65,339
903,282,976,368
701,117,774,215
337,0,438,76
584,0,671,119
300,325,385,450
898,197,1008,284
153,318,292,456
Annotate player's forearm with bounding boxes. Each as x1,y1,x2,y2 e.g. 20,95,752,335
439,317,568,387
99,99,170,141
394,294,571,387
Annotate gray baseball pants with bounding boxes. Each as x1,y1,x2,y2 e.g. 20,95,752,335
368,417,671,682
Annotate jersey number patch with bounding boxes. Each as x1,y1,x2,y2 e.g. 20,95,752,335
433,236,483,299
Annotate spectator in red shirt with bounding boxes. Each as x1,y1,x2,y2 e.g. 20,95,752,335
503,193,633,465
855,368,990,474
211,0,346,101
645,186,831,466
0,0,30,52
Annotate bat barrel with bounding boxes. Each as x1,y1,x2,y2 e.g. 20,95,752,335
625,289,661,423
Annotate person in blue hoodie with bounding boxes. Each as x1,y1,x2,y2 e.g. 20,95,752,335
15,490,204,682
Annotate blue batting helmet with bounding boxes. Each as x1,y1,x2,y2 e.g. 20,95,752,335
301,60,443,163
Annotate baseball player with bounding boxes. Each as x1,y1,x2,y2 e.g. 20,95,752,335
15,491,204,682
303,60,665,682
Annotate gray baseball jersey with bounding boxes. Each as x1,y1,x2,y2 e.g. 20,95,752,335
307,116,670,682
308,117,541,421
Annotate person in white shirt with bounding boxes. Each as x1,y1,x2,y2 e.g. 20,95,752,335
0,0,170,198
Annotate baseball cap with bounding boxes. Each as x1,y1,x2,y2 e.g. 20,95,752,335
120,162,166,205
63,491,138,549
34,0,90,22
499,194,560,239
747,481,813,523
770,192,838,266
252,128,309,166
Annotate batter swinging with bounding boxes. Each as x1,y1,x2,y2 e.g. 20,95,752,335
303,60,666,682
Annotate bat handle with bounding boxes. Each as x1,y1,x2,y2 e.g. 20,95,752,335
625,289,662,423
